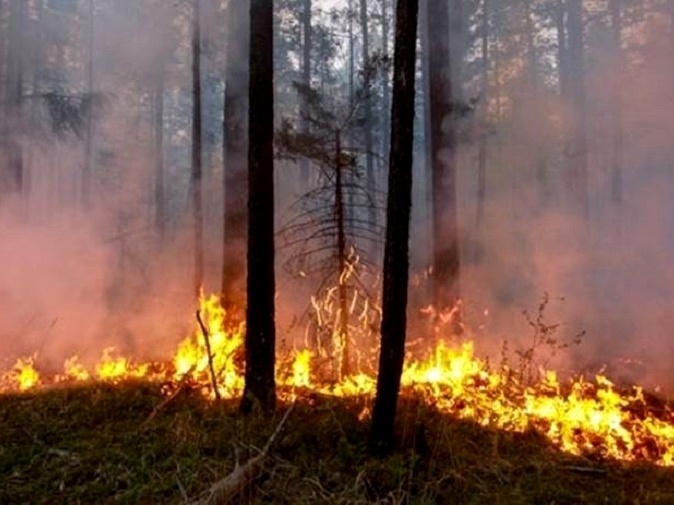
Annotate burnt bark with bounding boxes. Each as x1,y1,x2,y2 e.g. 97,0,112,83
222,0,249,312
369,0,418,455
241,0,276,413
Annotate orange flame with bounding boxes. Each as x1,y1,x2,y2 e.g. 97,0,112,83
2,292,674,466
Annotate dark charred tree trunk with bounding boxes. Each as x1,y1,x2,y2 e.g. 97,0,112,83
609,0,623,209
334,132,349,379
222,0,249,312
154,79,165,238
191,0,204,297
565,0,589,219
241,0,276,413
369,0,418,455
428,0,460,315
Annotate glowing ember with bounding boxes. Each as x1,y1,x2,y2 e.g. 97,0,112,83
3,292,674,467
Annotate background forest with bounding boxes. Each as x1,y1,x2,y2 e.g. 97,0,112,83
1,0,674,392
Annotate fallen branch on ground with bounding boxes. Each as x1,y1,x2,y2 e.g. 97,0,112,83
190,403,295,505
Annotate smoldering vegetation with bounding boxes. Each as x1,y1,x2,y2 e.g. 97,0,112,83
1,0,673,389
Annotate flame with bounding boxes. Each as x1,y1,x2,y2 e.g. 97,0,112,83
3,292,674,466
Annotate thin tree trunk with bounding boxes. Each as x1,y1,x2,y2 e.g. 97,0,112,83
191,0,204,297
222,0,249,312
154,79,165,238
369,0,418,456
334,131,349,379
476,0,489,229
380,0,391,167
359,0,376,233
82,0,95,208
348,0,355,107
429,0,460,314
609,0,623,208
241,0,276,413
299,0,311,185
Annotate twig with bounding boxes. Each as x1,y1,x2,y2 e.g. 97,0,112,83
196,310,221,401
140,370,194,430
562,465,607,475
192,403,295,505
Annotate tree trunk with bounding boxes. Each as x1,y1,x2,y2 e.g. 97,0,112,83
476,0,489,229
222,0,249,312
609,0,622,209
334,131,349,379
380,0,391,167
299,0,311,185
565,0,589,219
359,0,376,234
428,0,460,315
191,0,204,298
369,0,418,455
348,0,355,107
82,0,95,208
241,0,276,413
154,79,165,238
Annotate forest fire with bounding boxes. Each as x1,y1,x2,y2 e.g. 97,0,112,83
2,292,674,467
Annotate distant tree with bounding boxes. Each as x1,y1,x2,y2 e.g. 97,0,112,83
241,0,277,413
222,0,249,313
428,0,461,323
369,0,418,455
191,0,204,298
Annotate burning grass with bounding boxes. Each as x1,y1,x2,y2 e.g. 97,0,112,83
4,290,674,484
2,382,674,504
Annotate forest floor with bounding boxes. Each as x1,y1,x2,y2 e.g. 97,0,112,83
2,381,674,504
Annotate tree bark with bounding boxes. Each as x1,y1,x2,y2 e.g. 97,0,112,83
334,131,349,379
476,0,489,229
222,0,249,313
82,0,95,208
191,0,204,298
359,0,376,233
299,0,311,185
369,0,418,455
241,0,276,413
154,79,165,238
428,0,460,313
565,0,589,219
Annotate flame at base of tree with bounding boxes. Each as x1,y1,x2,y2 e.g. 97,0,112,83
2,292,674,466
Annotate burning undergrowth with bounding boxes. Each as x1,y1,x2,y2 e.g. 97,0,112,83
2,291,674,469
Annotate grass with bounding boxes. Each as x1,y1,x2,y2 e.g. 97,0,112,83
2,382,674,504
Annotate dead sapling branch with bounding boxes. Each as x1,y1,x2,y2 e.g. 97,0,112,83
196,310,221,400
191,402,296,505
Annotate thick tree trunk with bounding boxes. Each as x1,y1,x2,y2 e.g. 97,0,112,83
428,0,460,314
241,0,276,413
191,0,204,297
369,0,418,455
222,0,249,312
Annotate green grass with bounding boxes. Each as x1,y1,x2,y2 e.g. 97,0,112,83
2,382,674,504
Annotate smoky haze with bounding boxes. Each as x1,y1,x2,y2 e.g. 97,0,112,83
0,0,673,391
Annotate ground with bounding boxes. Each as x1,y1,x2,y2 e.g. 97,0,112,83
2,381,674,504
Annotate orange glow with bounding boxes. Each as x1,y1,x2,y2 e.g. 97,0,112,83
3,292,674,466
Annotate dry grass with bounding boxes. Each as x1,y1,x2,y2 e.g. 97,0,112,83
2,381,674,504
